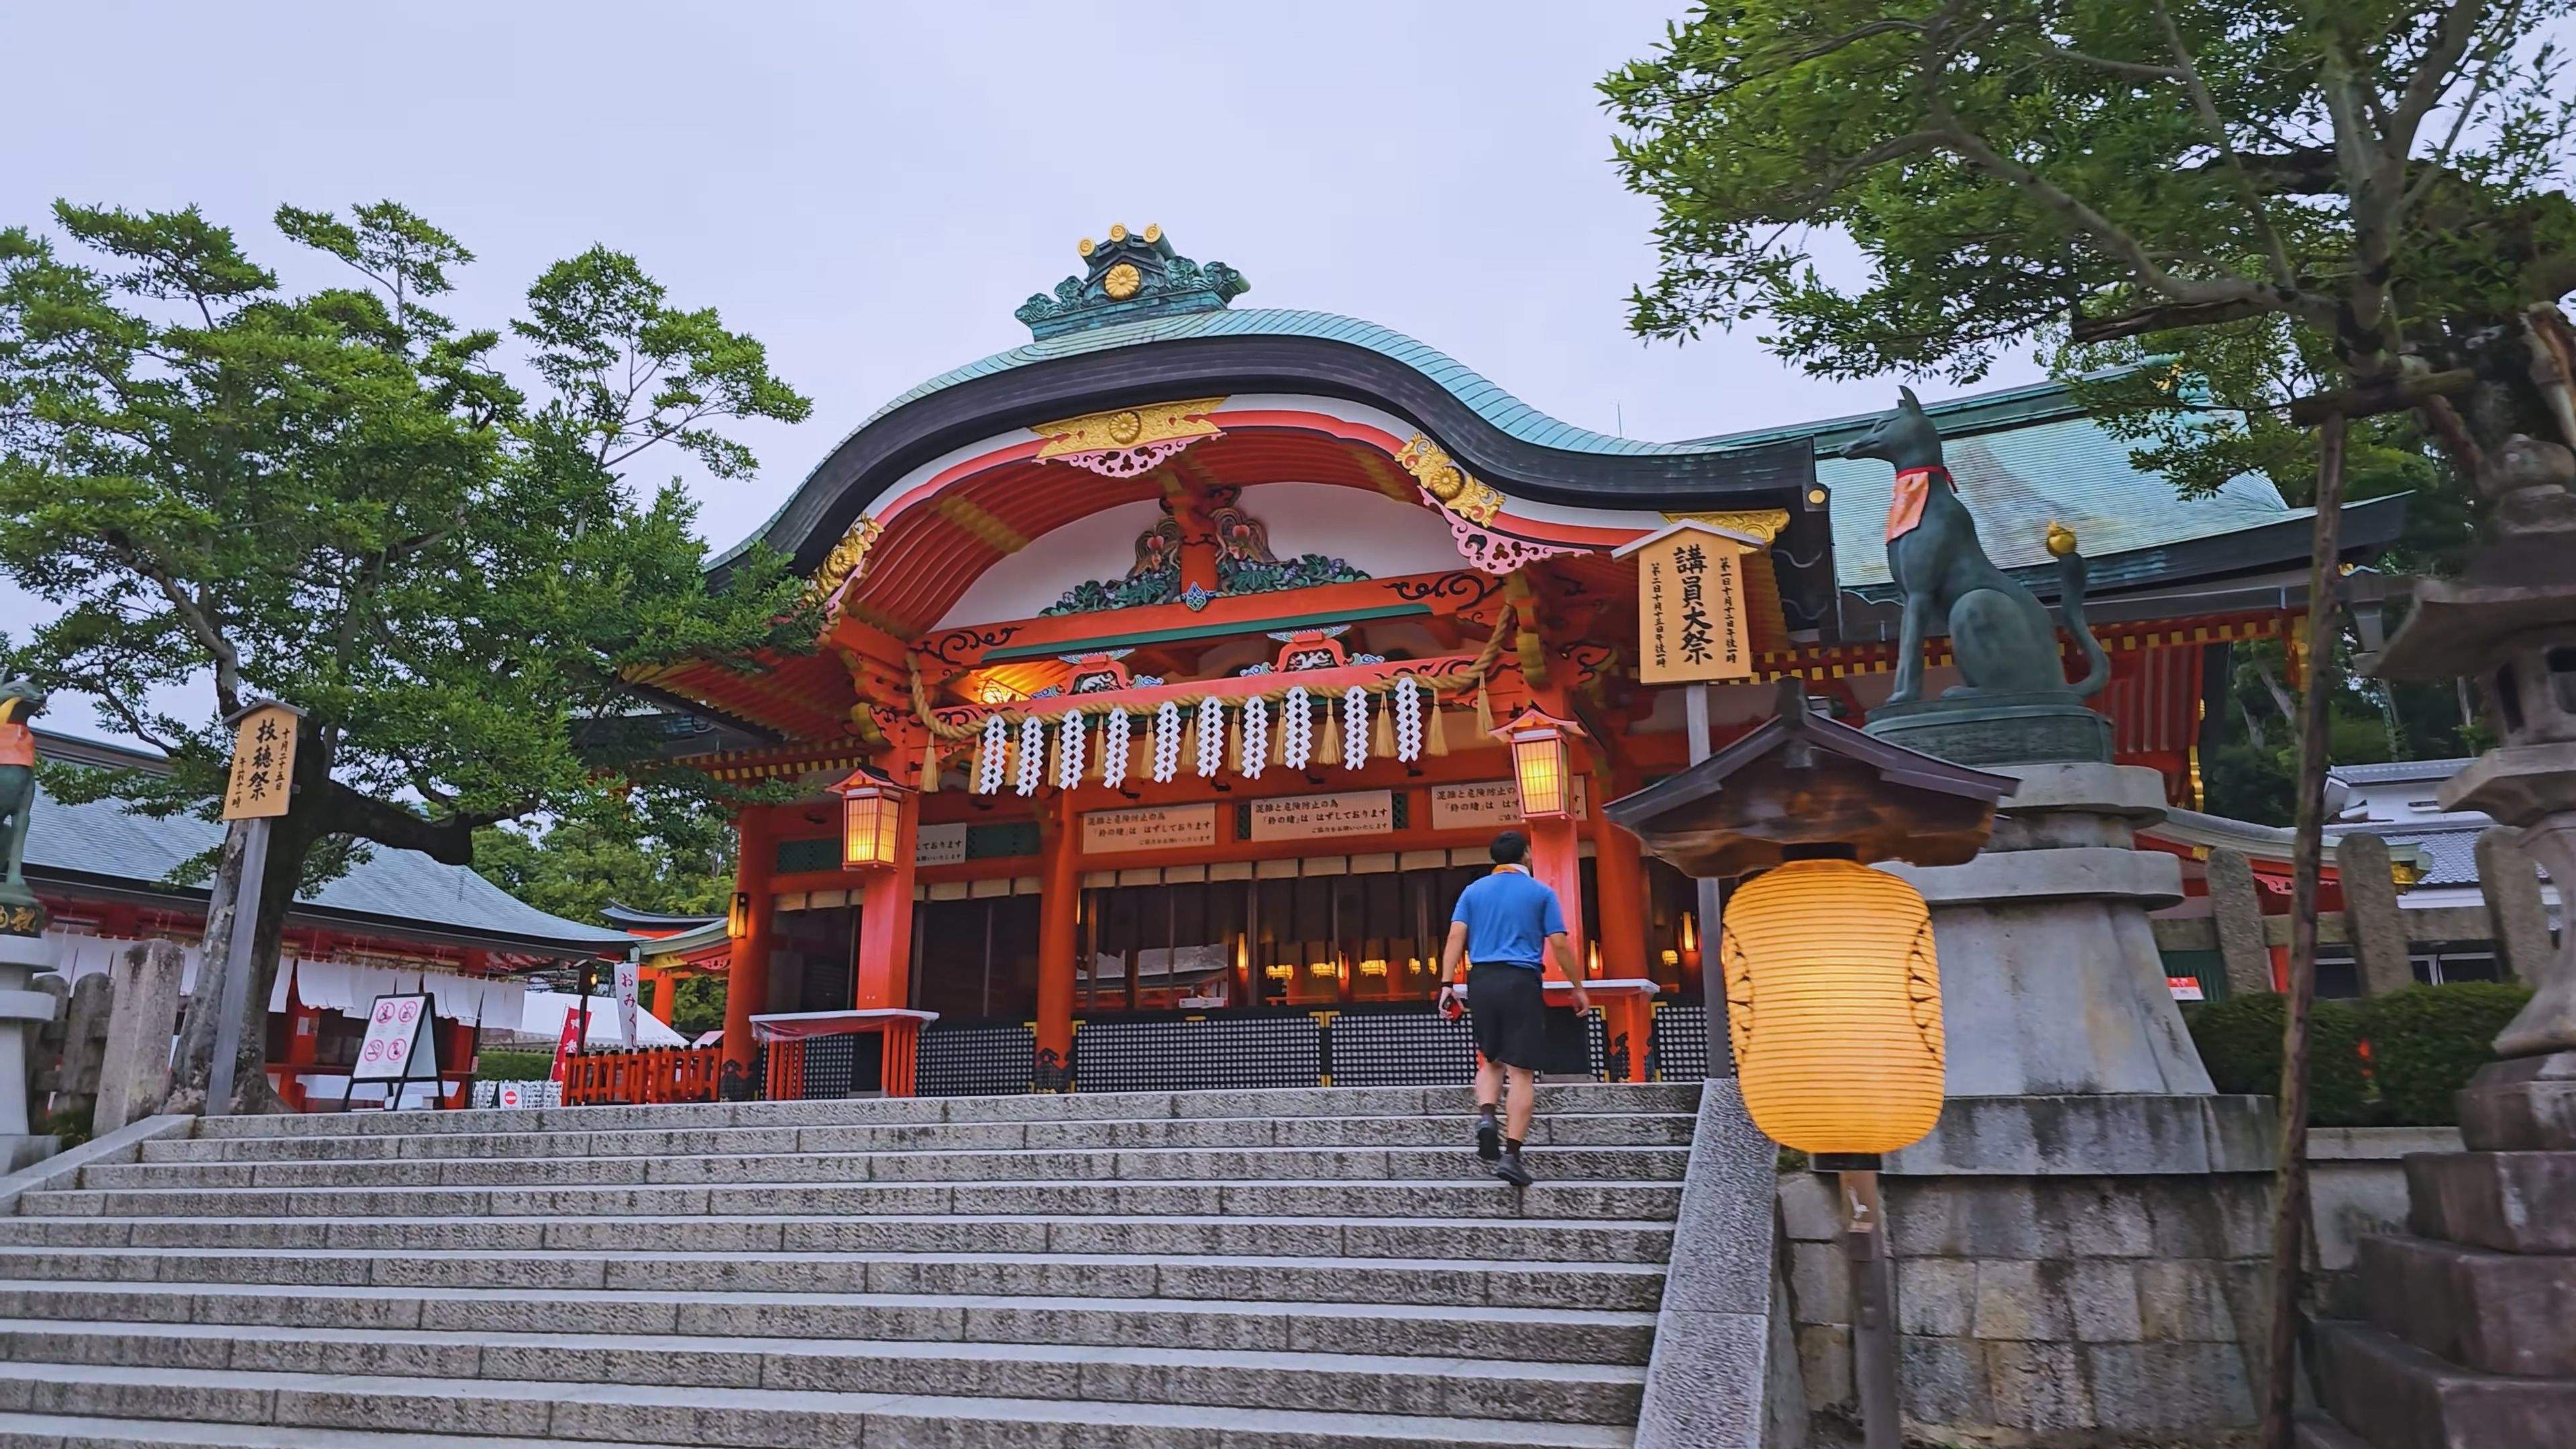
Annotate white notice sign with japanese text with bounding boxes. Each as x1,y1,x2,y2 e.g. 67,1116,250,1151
1246,790,1393,843
915,822,969,867
1081,802,1220,855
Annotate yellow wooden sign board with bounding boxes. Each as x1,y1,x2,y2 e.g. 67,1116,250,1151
1637,531,1756,684
221,703,300,820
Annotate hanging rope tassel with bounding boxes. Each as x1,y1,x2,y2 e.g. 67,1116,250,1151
1318,708,1342,766
1228,708,1247,774
1427,702,1450,757
920,741,942,794
1474,682,1494,737
1373,694,1396,759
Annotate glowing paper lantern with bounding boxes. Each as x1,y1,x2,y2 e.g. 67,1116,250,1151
1491,704,1585,820
833,771,908,870
1719,857,1944,1155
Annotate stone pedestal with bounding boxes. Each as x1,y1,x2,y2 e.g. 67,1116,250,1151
2308,1053,2576,1447
1879,761,2212,1097
95,938,183,1135
0,932,61,1168
1772,763,2286,1443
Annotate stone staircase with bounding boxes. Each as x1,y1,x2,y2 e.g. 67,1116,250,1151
0,1081,1699,1448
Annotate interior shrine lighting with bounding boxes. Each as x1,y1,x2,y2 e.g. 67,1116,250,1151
832,769,909,870
1358,958,1388,977
1491,705,1586,820
1720,857,1945,1155
1662,949,1682,968
726,892,752,941
1679,912,1699,955
1265,962,1294,981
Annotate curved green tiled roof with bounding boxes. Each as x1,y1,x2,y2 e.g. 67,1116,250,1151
855,307,1715,456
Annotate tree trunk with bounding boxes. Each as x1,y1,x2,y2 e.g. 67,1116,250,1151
167,733,331,1116
2263,411,2346,1449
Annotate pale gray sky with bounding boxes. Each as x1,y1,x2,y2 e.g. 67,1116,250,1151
2,1,2040,739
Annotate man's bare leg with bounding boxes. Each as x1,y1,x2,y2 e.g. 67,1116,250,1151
1473,1058,1505,1161
1505,1065,1538,1144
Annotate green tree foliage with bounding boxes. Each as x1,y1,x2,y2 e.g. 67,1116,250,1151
471,795,737,928
1603,1,2576,511
0,201,813,1109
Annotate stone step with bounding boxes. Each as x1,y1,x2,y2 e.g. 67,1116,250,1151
21,1176,1684,1222
2294,1415,2370,1449
0,1211,1676,1263
0,1417,706,1449
184,1083,1701,1138
0,1318,1647,1425
2403,1150,2576,1254
2358,1232,2576,1377
0,1366,1638,1448
0,1280,1660,1364
76,1142,1690,1190
0,1244,1666,1310
2308,1318,2576,1449
140,1110,1697,1163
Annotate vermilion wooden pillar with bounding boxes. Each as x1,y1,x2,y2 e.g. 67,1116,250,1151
1591,806,1651,983
1034,800,1080,1088
852,794,919,1009
720,810,777,1093
1529,814,1589,983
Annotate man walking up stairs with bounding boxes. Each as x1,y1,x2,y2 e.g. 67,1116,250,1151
0,1082,1698,1448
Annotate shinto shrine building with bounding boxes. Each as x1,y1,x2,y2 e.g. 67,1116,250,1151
639,227,2403,1099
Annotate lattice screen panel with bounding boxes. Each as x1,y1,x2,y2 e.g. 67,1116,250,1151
916,1022,1038,1097
1073,1014,1322,1094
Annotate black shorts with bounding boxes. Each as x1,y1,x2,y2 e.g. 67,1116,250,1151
1466,963,1548,1071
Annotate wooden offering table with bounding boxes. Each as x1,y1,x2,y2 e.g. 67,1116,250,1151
1544,977,1660,1083
750,1008,939,1099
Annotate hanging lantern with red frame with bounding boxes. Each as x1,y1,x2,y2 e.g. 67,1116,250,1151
1491,704,1587,820
833,769,910,869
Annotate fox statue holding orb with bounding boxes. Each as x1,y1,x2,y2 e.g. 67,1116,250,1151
1840,387,2109,709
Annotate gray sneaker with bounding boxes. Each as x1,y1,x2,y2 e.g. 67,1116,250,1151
1492,1150,1534,1188
1475,1119,1501,1163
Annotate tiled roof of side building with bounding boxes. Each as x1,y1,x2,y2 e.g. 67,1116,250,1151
23,733,635,954
1691,376,2298,590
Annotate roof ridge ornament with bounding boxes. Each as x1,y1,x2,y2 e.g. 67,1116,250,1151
1014,225,1250,339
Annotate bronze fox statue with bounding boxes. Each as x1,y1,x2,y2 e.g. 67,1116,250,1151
1840,388,2108,707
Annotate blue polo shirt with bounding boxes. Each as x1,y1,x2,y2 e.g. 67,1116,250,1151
1451,867,1566,969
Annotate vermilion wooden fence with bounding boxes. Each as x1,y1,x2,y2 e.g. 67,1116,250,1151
559,1046,722,1106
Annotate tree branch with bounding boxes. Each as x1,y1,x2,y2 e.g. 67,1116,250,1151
2153,0,2300,290
2070,294,2279,344
321,779,506,866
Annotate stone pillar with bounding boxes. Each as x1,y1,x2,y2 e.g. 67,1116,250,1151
2337,832,2417,996
2204,846,2277,998
1034,799,1080,1089
0,933,60,1144
2476,824,2557,984
50,971,112,1123
718,810,777,1096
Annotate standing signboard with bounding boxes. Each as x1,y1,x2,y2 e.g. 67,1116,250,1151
350,992,441,1110
205,700,305,1118
1635,526,1756,684
549,1009,583,1083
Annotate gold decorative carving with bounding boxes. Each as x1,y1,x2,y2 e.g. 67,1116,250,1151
809,517,883,599
1395,433,1501,525
1108,223,1130,243
1031,397,1226,461
1102,262,1142,300
1659,508,1790,545
1077,237,1096,257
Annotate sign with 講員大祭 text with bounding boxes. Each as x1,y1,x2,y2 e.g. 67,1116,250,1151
1246,790,1393,843
221,702,301,820
1081,802,1220,855
1427,777,1593,831
1637,530,1755,684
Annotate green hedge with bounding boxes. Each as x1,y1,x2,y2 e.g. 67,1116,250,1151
2360,983,2531,1126
2187,994,2373,1125
473,1049,555,1082
2185,983,2533,1126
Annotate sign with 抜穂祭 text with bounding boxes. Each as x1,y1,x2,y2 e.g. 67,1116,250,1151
1246,790,1394,843
1428,777,1593,831
914,822,969,867
352,994,438,1083
221,702,301,820
1638,530,1754,684
1081,802,1220,855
